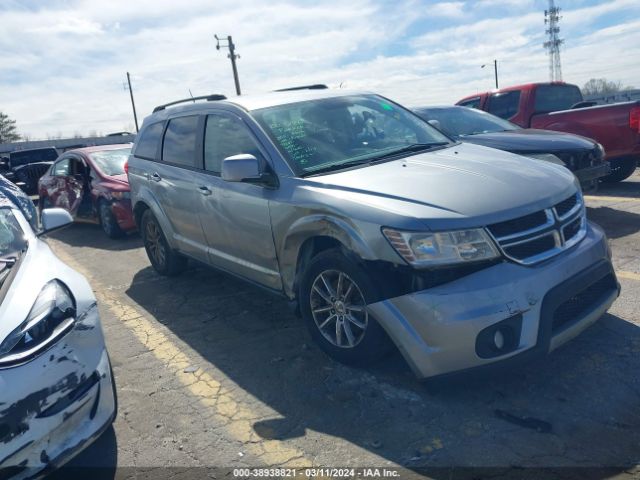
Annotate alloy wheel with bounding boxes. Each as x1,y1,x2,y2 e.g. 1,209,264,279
309,269,368,348
145,219,166,267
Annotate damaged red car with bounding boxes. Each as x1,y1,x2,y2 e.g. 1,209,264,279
38,144,135,238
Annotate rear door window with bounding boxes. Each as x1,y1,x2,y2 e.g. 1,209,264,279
162,116,199,168
134,122,164,160
534,85,583,113
487,90,521,119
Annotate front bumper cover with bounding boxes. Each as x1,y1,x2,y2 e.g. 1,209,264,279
110,199,136,231
0,305,116,479
574,162,610,183
368,222,619,379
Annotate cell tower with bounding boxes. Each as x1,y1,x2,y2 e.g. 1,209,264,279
544,0,564,81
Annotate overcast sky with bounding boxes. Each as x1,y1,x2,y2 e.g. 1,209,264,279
1,0,639,139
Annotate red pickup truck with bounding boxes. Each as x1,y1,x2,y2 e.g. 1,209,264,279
457,82,640,182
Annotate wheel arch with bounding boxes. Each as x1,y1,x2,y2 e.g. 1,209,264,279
280,215,377,300
132,190,178,249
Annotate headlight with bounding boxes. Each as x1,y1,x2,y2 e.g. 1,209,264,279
0,280,76,365
523,153,565,166
382,228,500,267
111,191,131,200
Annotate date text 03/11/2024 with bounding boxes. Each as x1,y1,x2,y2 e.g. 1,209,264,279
232,468,401,478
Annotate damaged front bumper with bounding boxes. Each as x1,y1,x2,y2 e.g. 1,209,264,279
575,162,611,192
0,304,116,479
368,222,619,379
110,199,136,232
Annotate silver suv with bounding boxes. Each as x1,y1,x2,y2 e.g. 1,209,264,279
128,88,619,379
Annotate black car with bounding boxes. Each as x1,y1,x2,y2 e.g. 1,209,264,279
0,174,38,231
413,106,610,191
4,147,59,195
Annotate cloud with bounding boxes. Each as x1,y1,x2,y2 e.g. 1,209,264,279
28,15,103,35
427,2,467,18
0,0,638,139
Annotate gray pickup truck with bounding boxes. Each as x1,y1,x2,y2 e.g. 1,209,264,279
127,88,619,379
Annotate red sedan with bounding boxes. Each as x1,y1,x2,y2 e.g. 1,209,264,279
38,144,136,238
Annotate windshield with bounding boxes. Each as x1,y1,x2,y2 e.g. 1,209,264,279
534,85,583,113
415,107,520,138
89,148,131,176
9,148,58,167
0,209,26,258
252,95,452,175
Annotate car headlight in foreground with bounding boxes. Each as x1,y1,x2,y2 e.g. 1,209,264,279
0,280,76,366
382,227,500,267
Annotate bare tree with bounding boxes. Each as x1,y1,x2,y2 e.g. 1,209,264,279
0,111,21,143
582,78,635,96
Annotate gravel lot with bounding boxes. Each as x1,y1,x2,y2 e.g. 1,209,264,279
45,172,640,480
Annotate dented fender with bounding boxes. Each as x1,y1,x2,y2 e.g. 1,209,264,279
277,214,378,298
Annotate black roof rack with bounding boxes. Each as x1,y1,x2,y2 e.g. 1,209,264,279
274,84,328,92
153,94,227,113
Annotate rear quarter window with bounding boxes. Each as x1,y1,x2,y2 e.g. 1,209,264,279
134,122,164,160
487,90,521,119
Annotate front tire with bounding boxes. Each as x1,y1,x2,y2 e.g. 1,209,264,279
603,157,636,183
140,209,187,276
299,249,392,365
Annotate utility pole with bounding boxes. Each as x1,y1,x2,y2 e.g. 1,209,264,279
214,34,241,96
126,72,139,132
481,60,499,89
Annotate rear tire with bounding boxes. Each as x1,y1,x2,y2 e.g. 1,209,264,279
603,157,637,183
140,209,187,276
299,248,392,366
99,201,125,239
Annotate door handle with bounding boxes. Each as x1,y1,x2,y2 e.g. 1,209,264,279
198,186,212,196
150,172,162,182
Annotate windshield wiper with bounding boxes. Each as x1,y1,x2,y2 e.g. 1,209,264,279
367,142,450,161
304,159,373,176
303,143,451,177
0,256,17,267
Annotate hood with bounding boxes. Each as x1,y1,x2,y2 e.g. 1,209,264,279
0,238,95,343
460,129,596,153
303,143,577,230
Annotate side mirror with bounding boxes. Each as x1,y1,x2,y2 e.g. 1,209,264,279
221,154,275,186
40,208,73,234
427,119,442,130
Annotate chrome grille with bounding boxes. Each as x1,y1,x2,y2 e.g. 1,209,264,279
487,192,586,265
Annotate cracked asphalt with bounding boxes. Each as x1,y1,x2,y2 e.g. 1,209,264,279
45,172,640,479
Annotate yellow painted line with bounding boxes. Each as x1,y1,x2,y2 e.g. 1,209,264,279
53,247,312,468
617,270,640,282
584,195,639,203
